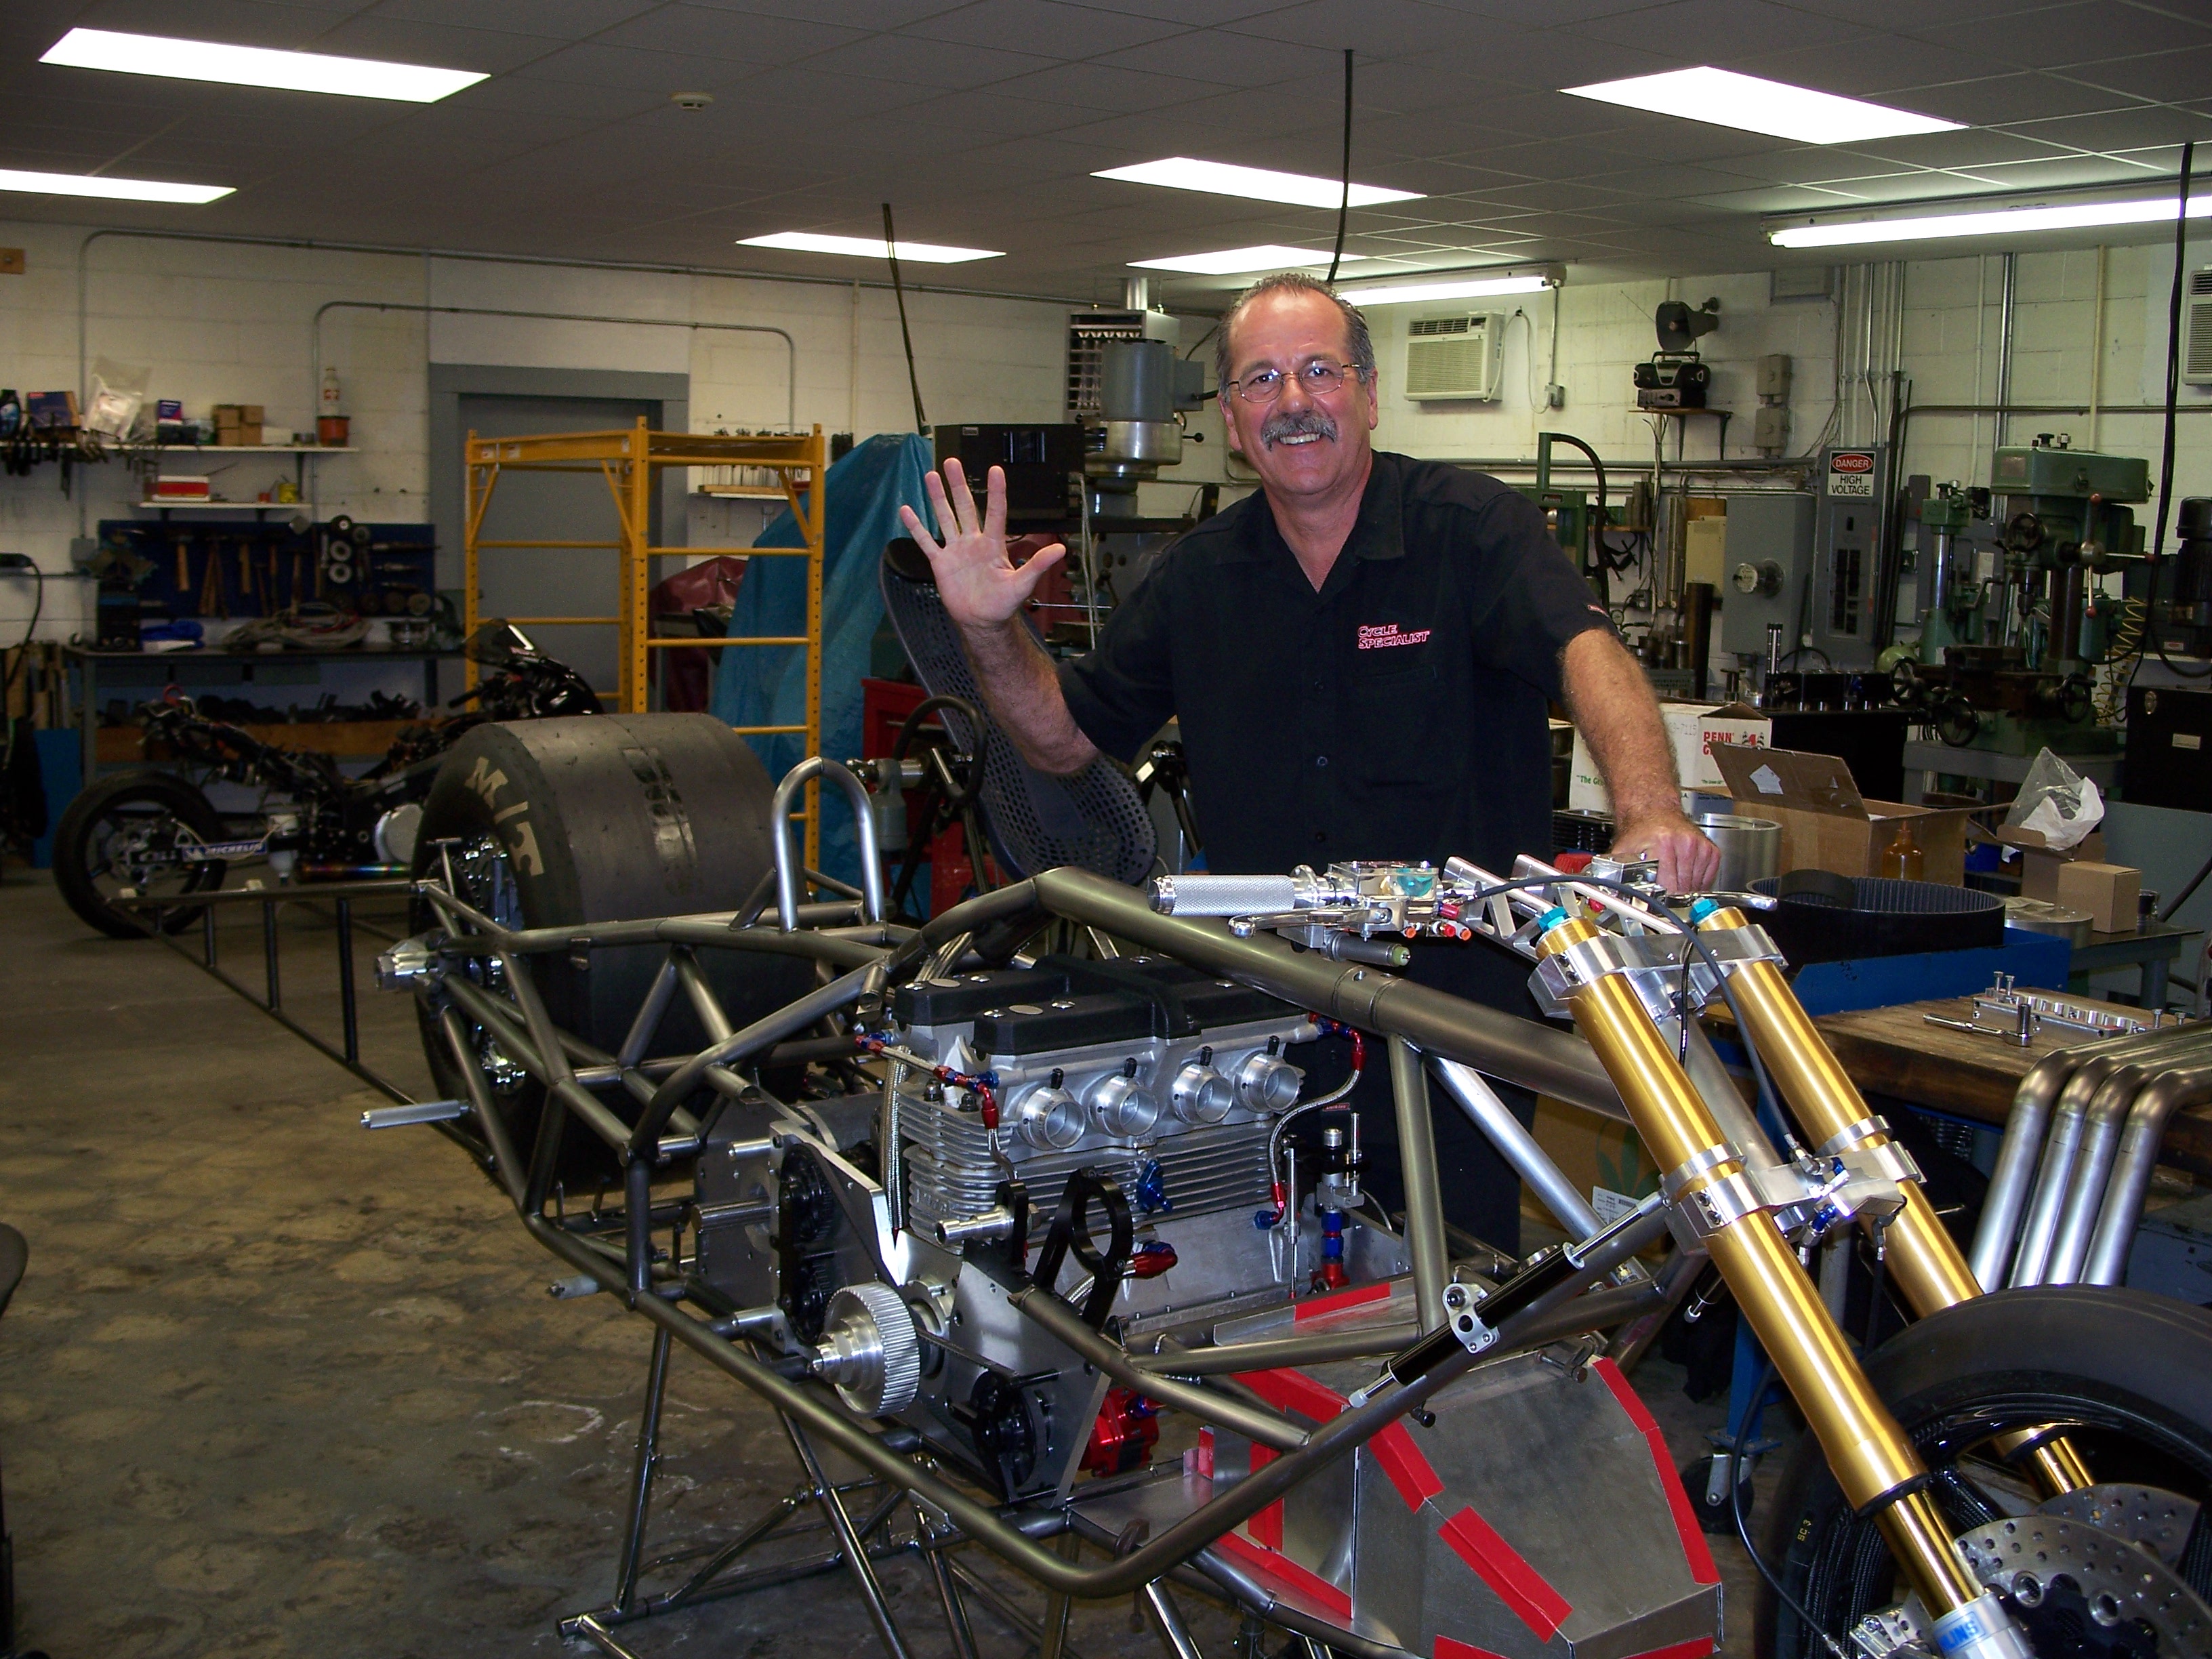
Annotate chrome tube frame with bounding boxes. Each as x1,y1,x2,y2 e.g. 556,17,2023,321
771,757,888,933
2045,1027,2212,1284
1428,1056,1603,1236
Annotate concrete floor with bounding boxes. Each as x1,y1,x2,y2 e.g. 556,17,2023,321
0,868,1781,1658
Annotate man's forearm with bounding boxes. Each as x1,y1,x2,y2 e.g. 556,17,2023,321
959,621,1102,775
1561,630,1679,821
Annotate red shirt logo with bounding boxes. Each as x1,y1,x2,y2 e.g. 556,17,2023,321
1357,623,1431,650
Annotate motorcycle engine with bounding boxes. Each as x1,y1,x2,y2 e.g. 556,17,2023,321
689,953,1407,1499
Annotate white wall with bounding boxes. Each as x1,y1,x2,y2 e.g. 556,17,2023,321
0,218,1073,641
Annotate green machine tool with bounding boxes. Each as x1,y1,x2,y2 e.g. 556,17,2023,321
1889,437,2146,757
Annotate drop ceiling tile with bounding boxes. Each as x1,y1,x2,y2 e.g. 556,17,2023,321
1582,161,1785,198
1062,0,1290,24
684,0,967,26
1564,0,1874,57
1896,72,2153,124
593,6,867,62
64,0,348,48
1914,2,2210,72
1843,127,2081,169
1354,63,1534,119
1420,89,1643,143
990,60,1222,113
1771,0,2038,25
508,42,761,90
432,75,670,121
369,0,664,37
799,31,1058,89
1950,152,2187,189
1996,104,2212,151
2056,45,2212,106
1416,31,1679,91
307,14,565,73
1220,0,1491,56
902,0,1187,56
1092,26,1343,86
1437,0,1675,21
1725,35,1998,100
703,64,945,112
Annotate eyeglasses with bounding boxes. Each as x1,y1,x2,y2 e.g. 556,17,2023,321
1225,360,1368,404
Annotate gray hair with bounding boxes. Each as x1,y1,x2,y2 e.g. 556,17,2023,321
1214,272,1376,393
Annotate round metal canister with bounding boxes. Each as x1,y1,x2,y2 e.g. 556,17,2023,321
1696,813,1780,891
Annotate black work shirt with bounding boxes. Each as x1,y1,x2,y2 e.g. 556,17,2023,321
1059,451,1612,1010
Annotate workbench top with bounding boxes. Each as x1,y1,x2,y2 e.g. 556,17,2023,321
1811,993,2211,1175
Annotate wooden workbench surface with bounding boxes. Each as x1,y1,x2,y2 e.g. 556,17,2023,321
1811,993,2212,1176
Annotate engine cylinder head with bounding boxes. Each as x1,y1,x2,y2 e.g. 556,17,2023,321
1170,1063,1235,1126
1013,1085,1085,1151
1088,1073,1160,1138
1235,1052,1304,1113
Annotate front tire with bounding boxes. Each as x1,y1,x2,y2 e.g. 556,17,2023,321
1757,1287,2212,1657
52,771,228,938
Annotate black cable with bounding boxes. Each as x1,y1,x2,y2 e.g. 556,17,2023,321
1326,49,1352,285
2161,843,2212,923
2149,142,2212,679
1732,1359,1845,1659
882,202,929,434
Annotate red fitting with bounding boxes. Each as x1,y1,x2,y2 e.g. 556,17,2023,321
978,1086,999,1130
1130,1242,1177,1279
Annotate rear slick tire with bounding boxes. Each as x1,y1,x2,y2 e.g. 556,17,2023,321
410,713,811,1195
1755,1286,2212,1658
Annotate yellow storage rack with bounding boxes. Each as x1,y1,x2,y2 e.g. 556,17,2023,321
464,418,828,865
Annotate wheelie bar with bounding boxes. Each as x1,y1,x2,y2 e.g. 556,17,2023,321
1696,906,2095,1499
1531,912,2007,1645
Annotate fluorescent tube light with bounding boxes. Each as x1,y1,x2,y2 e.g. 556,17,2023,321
0,167,232,205
1340,272,1555,306
1773,192,2212,248
1563,67,1959,145
1095,157,1420,209
42,27,486,102
1130,245,1335,275
739,231,1002,264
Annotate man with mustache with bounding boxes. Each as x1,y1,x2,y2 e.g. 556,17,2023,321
901,271,1716,1254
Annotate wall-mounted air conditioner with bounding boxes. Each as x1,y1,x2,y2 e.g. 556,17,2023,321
1403,312,1504,401
2186,268,2212,388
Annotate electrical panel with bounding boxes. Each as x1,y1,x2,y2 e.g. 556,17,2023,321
1067,309,1178,418
1718,493,1815,657
2186,268,2212,388
1811,445,1890,667
1403,312,1504,401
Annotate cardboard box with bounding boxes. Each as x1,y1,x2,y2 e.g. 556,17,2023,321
1568,700,1771,812
2055,860,2139,933
1998,827,2108,903
1526,1096,1660,1242
216,424,263,447
1711,743,1979,884
212,403,265,427
25,390,77,430
152,474,210,500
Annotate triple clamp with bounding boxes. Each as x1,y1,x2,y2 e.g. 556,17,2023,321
1528,924,1782,1022
1660,1136,1914,1250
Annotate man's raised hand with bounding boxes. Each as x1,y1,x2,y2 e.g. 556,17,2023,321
899,459,1067,634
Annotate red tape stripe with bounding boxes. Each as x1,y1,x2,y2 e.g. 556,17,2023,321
1437,1506,1573,1641
1372,1420,1444,1511
1626,1640,1715,1659
1246,1443,1282,1548
1213,1530,1354,1620
1433,1639,1511,1659
1592,1358,1720,1586
1294,1280,1393,1321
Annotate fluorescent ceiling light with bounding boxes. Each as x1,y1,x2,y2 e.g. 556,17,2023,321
1563,67,1959,145
1095,157,1420,209
41,27,485,102
0,167,232,205
1772,192,2212,248
1130,244,1335,275
739,230,1001,264
1340,272,1555,306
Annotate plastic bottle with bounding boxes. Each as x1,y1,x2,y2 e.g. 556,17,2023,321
1880,817,1923,880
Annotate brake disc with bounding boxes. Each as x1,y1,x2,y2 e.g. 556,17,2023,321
2039,1484,2202,1572
1957,1512,2211,1658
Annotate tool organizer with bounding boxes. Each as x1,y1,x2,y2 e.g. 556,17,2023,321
95,518,435,619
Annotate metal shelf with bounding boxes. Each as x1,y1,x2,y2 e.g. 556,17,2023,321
131,445,358,455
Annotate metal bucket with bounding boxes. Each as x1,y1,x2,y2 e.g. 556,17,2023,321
1696,813,1780,891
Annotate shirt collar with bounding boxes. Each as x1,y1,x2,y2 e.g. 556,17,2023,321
1226,449,1406,579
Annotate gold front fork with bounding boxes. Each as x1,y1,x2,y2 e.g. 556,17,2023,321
1700,907,2093,1497
1537,916,1985,1622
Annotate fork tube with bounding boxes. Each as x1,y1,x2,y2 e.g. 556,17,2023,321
1702,907,2091,1495
1536,914,1982,1622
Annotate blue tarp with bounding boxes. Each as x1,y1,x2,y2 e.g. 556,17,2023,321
710,433,937,886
